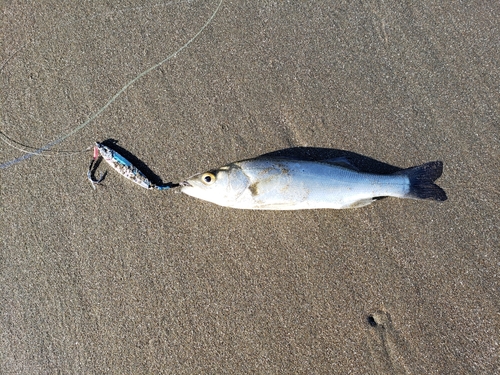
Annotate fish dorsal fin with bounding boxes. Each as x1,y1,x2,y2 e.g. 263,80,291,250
320,157,359,171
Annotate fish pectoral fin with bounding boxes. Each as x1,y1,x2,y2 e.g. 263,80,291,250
346,198,375,209
321,157,359,171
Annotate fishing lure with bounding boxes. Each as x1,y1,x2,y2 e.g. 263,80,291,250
88,142,175,190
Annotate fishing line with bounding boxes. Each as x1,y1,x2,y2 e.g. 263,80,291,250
0,0,223,169
0,130,91,156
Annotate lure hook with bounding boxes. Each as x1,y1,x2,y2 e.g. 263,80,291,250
87,145,106,189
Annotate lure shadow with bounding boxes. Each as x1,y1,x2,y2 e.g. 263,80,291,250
260,147,404,175
88,156,107,183
100,139,171,187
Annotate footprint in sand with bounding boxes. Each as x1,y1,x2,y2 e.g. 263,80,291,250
366,310,420,375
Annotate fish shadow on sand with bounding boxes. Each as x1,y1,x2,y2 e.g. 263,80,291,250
260,147,405,175
100,138,168,187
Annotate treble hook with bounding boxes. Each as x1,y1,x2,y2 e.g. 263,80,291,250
87,145,106,189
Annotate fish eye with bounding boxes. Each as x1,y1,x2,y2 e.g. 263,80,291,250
201,172,216,185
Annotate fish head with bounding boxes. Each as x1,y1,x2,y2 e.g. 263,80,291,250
181,163,249,207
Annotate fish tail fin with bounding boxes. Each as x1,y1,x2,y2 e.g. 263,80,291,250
397,161,447,201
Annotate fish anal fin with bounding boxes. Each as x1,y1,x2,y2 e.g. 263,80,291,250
346,198,375,209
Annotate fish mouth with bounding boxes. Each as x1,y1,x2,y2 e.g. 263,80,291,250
179,181,192,187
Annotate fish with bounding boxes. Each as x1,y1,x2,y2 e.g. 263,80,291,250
180,157,447,210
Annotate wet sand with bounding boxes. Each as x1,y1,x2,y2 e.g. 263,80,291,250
1,1,499,373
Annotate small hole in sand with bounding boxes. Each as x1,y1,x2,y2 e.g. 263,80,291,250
367,315,377,327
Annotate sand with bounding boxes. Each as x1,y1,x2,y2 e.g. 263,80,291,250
1,1,499,373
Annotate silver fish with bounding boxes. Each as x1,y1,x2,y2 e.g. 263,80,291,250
180,157,447,210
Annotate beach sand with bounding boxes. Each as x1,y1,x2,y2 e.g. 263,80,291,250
1,1,499,373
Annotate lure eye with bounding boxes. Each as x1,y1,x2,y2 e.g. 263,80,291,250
201,172,216,185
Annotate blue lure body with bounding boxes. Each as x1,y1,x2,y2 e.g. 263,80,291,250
88,142,173,191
